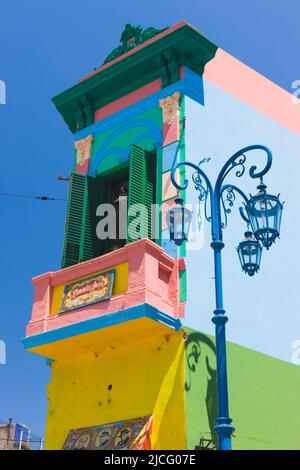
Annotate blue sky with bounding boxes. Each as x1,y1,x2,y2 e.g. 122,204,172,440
0,0,298,438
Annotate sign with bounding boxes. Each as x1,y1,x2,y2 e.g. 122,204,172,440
60,270,115,313
14,423,29,442
62,416,152,450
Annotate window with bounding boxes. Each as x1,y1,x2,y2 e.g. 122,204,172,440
61,144,157,268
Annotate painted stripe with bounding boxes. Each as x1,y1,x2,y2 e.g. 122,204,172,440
162,120,179,146
204,48,300,136
23,304,182,349
162,170,179,201
162,142,179,172
94,79,162,122
92,68,204,132
182,67,204,104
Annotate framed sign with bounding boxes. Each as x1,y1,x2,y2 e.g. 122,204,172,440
60,269,115,313
62,416,152,450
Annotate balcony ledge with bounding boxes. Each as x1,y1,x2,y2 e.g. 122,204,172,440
25,239,185,344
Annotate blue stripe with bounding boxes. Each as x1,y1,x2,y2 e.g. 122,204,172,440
23,303,182,350
74,67,204,141
88,120,162,176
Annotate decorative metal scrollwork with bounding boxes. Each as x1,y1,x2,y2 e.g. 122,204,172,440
220,186,236,228
192,166,212,224
171,145,272,239
218,153,246,188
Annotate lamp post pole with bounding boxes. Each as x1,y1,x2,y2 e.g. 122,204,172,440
170,145,283,450
211,240,234,449
210,185,234,449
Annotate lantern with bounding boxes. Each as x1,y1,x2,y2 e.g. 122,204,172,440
237,231,262,276
246,181,283,249
167,197,192,246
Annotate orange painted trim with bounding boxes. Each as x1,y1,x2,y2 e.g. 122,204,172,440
204,48,300,136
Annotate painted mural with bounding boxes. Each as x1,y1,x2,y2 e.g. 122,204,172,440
62,416,152,450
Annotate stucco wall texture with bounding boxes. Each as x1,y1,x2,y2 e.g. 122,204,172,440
44,325,186,450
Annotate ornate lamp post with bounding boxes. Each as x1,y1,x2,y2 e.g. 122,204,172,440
168,145,283,450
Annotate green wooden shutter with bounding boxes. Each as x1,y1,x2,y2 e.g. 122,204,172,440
62,172,100,268
127,144,156,243
80,175,100,262
62,173,85,268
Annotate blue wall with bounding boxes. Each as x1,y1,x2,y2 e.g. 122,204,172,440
183,80,300,363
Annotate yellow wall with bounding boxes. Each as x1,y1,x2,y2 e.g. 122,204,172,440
44,323,186,450
50,262,128,315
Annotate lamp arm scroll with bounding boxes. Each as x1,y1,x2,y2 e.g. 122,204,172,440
171,161,213,196
214,145,273,195
171,161,216,238
219,184,250,226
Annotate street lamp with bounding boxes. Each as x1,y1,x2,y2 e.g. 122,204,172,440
167,197,192,246
245,180,283,249
237,231,262,276
168,145,283,451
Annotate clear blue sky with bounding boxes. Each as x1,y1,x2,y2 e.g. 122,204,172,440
0,0,298,438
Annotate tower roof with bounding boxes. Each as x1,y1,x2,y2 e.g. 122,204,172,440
52,21,217,133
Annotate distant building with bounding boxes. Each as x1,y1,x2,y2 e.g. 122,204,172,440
0,420,30,450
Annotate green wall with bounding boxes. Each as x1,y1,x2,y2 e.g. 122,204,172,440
184,327,300,450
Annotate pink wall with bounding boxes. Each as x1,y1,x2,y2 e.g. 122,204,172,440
26,239,185,339
94,79,161,123
204,48,300,136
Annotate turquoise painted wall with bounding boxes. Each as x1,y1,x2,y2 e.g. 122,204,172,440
185,328,300,450
88,107,162,177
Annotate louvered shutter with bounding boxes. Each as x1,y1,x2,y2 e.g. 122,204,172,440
127,144,156,243
80,175,100,262
62,173,85,267
62,172,99,268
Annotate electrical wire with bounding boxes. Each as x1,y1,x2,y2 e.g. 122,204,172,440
0,193,66,202
2,363,50,377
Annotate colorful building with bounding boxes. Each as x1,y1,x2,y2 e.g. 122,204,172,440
23,22,300,450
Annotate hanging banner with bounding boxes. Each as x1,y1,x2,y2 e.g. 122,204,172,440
60,269,115,313
62,416,152,450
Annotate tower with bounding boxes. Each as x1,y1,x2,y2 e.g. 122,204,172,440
24,21,300,450
23,22,217,450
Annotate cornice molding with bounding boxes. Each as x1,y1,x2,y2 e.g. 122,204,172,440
52,22,217,133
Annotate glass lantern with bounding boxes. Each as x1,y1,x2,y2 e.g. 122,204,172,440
167,197,192,246
246,181,283,249
237,231,262,276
